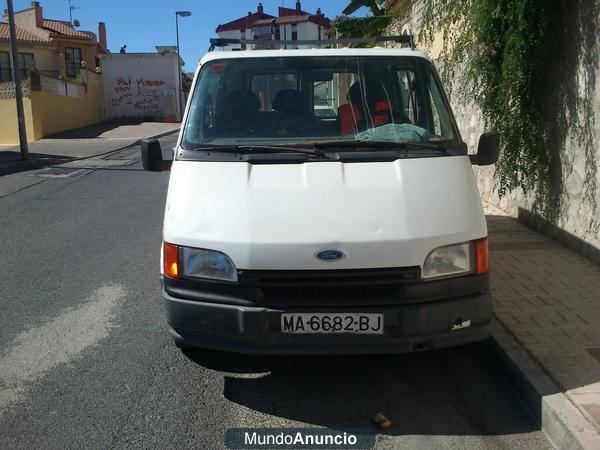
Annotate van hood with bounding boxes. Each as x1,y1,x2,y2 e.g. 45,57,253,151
163,156,487,270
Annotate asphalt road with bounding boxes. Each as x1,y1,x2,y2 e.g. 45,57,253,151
0,135,551,449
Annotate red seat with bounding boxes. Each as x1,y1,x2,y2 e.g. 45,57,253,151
338,103,363,135
372,101,393,127
337,82,394,134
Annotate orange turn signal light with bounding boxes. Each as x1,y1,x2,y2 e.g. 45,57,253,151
474,238,489,275
163,242,180,279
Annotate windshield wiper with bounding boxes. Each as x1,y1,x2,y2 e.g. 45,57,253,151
235,145,329,158
184,144,329,159
313,140,449,152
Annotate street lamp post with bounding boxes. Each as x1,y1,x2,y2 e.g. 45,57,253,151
7,0,29,159
175,11,191,121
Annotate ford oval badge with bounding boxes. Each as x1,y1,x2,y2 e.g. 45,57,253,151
316,249,345,261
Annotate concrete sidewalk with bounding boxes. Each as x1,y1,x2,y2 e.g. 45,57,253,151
485,202,600,449
0,122,180,173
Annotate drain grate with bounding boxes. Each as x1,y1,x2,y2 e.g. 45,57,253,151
33,167,88,178
63,158,134,168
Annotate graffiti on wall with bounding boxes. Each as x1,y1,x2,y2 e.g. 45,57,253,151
110,77,166,114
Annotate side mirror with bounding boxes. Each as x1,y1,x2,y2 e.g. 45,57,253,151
141,139,170,171
470,132,500,166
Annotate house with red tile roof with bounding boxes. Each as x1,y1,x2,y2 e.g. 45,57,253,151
0,2,108,145
1,1,107,81
216,1,330,50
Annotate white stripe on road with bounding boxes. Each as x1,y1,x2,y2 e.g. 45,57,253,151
0,284,126,415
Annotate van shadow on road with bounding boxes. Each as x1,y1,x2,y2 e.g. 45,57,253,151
183,340,539,436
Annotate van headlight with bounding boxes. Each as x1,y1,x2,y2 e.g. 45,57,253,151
180,246,238,282
422,242,473,280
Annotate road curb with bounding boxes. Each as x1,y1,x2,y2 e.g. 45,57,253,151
0,128,179,173
489,319,600,449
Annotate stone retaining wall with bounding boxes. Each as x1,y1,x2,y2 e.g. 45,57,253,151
388,0,600,260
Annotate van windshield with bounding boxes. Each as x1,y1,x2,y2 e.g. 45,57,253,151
182,56,460,149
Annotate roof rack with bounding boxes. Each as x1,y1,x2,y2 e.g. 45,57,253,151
208,35,415,52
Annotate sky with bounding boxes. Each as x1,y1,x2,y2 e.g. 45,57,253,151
10,0,363,72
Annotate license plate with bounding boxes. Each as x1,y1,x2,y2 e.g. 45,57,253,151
281,313,384,335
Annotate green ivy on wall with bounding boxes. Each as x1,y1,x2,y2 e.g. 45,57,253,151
336,0,598,222
418,0,590,220
334,0,393,42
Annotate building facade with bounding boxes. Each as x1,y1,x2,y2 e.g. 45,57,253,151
216,1,330,50
100,48,182,123
0,1,107,143
0,1,107,81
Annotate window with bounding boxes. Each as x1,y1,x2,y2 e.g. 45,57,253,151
291,24,298,41
254,25,274,49
274,25,281,41
318,26,322,41
254,25,272,40
0,52,35,81
65,47,82,79
0,52,10,82
241,29,246,50
183,57,460,148
17,53,34,78
313,79,337,119
251,73,298,111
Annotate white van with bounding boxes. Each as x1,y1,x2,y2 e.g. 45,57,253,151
142,43,499,354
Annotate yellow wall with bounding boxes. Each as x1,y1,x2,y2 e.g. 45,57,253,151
0,97,36,145
0,78,103,145
29,82,103,139
427,31,446,61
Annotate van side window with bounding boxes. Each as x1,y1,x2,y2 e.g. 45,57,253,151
203,73,222,132
251,73,298,111
396,67,454,139
427,72,455,139
184,63,224,143
397,69,418,124
430,91,442,136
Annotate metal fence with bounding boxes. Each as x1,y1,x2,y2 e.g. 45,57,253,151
36,73,87,97
0,72,91,100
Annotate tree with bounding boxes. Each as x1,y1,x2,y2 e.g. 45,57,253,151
333,0,392,40
342,0,386,15
417,0,598,222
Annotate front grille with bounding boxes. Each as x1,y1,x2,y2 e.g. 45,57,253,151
238,267,421,299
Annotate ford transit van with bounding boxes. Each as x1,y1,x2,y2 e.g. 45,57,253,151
142,44,499,354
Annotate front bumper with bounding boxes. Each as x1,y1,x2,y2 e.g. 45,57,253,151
164,288,492,355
